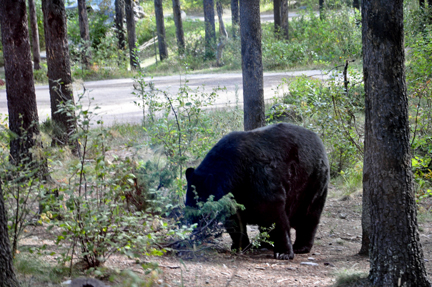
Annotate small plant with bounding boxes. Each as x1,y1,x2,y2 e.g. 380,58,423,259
133,74,225,181
184,193,244,248
249,224,275,250
278,63,364,177
0,117,49,256
333,268,369,287
48,90,193,270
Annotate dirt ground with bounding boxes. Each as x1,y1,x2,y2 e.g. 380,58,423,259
19,187,432,287
142,190,369,287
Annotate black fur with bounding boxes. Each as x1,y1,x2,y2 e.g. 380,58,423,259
185,123,329,260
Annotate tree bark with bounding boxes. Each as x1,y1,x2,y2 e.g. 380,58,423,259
1,0,41,166
216,1,228,67
231,0,239,38
125,0,140,69
172,0,185,54
274,0,281,34
42,0,78,150
319,0,324,19
204,0,216,59
359,191,370,255
0,3,33,287
154,0,168,60
28,0,41,70
77,0,92,69
240,0,264,131
353,0,360,10
0,184,20,287
280,0,289,39
362,0,430,285
115,0,126,51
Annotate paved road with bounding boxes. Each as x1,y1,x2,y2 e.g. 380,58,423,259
0,70,329,126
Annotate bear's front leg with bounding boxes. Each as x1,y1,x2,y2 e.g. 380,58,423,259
225,212,250,252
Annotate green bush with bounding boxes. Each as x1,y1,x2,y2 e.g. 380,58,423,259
133,72,228,181
405,3,432,199
262,5,362,69
44,92,193,269
277,66,364,176
136,16,156,46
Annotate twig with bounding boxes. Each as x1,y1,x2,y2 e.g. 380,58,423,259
163,92,183,178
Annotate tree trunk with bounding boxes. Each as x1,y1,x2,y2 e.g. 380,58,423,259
216,1,228,67
125,0,140,69
115,0,126,51
231,0,239,38
274,0,281,34
319,0,324,19
280,0,289,39
0,3,34,287
358,191,370,255
0,184,20,287
42,0,78,150
172,0,185,54
28,0,41,70
362,0,430,285
353,0,360,10
1,0,41,166
204,0,216,59
77,0,92,69
154,0,168,61
240,0,264,131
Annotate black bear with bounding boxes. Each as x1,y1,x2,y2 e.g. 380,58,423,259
185,123,329,260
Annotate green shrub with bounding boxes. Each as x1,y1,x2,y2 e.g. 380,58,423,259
133,72,227,181
262,6,362,70
277,66,364,176
405,5,432,200
45,91,193,269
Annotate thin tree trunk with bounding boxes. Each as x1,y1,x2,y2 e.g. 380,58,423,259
77,0,92,69
216,1,228,67
2,0,41,166
28,0,41,70
0,184,20,287
42,0,78,151
274,0,281,34
319,0,324,19
231,0,239,38
240,0,264,131
172,0,185,53
125,0,140,69
353,0,360,10
280,0,289,39
204,0,216,59
115,0,126,51
362,0,430,285
154,0,168,60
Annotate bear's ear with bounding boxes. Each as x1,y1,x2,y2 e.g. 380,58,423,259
186,168,195,182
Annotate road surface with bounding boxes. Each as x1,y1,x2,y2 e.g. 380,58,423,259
0,70,329,126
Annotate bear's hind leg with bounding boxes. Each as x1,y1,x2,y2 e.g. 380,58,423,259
273,208,294,260
293,188,327,254
292,216,319,254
